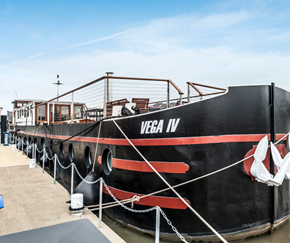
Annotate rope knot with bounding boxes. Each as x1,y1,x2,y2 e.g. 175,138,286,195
131,195,140,208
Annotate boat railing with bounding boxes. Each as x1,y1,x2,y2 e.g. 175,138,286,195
186,82,226,103
23,73,184,125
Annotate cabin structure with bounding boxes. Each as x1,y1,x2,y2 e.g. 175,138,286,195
12,99,88,126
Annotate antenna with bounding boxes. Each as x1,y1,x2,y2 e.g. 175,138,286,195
15,91,18,99
53,75,63,101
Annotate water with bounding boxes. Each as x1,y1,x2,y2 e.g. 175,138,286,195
103,215,290,243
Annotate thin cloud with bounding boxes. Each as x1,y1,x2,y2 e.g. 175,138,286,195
63,29,132,50
27,52,45,59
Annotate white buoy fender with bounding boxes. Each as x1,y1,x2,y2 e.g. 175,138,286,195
12,145,16,151
71,193,83,209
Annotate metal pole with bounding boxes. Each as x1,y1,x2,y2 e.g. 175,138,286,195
52,101,55,123
269,82,276,232
32,143,34,160
155,206,160,243
42,148,46,173
103,80,107,118
47,103,50,125
188,83,190,103
106,72,113,103
34,143,37,160
167,81,170,108
26,141,28,159
54,155,57,184
71,164,74,195
71,92,74,124
99,178,103,228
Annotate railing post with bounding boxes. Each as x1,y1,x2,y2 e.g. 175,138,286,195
71,92,74,124
99,178,103,228
155,206,160,243
52,101,55,124
34,144,37,160
42,148,46,173
26,142,28,159
187,83,190,103
167,81,170,108
21,138,23,153
31,143,34,160
71,163,74,195
54,155,57,184
47,103,50,125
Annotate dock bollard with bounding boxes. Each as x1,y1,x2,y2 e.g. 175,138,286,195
29,158,36,168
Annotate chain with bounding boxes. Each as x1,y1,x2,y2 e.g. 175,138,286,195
54,156,72,170
103,180,156,213
159,208,188,243
73,165,101,184
46,154,55,161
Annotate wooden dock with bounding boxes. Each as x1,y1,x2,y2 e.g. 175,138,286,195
0,145,125,243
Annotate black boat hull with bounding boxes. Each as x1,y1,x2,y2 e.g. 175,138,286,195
13,85,290,242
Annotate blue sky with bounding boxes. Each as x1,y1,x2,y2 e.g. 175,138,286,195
1,0,290,110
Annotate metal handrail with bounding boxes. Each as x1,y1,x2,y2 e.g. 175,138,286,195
34,75,184,110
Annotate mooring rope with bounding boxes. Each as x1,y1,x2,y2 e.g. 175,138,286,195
92,121,102,172
111,118,228,243
15,124,290,243
92,129,290,207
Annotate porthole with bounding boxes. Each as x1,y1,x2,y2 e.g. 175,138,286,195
59,142,64,159
41,138,46,150
84,146,92,168
102,148,113,175
49,140,54,156
69,143,74,162
33,138,37,148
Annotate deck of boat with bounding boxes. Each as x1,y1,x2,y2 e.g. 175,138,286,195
0,145,125,243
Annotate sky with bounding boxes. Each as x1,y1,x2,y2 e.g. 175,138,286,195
1,0,290,110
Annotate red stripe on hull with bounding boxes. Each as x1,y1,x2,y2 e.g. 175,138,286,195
17,131,288,146
103,185,189,209
98,156,189,173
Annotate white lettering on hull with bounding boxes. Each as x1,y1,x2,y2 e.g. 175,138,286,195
140,118,180,134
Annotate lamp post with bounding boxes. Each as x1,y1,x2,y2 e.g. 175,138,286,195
53,75,63,101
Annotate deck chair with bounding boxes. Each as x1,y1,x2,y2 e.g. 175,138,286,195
132,98,149,113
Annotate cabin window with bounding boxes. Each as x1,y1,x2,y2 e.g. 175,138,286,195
61,106,69,120
21,109,23,117
74,106,82,119
37,105,46,121
17,111,20,119
84,146,92,168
